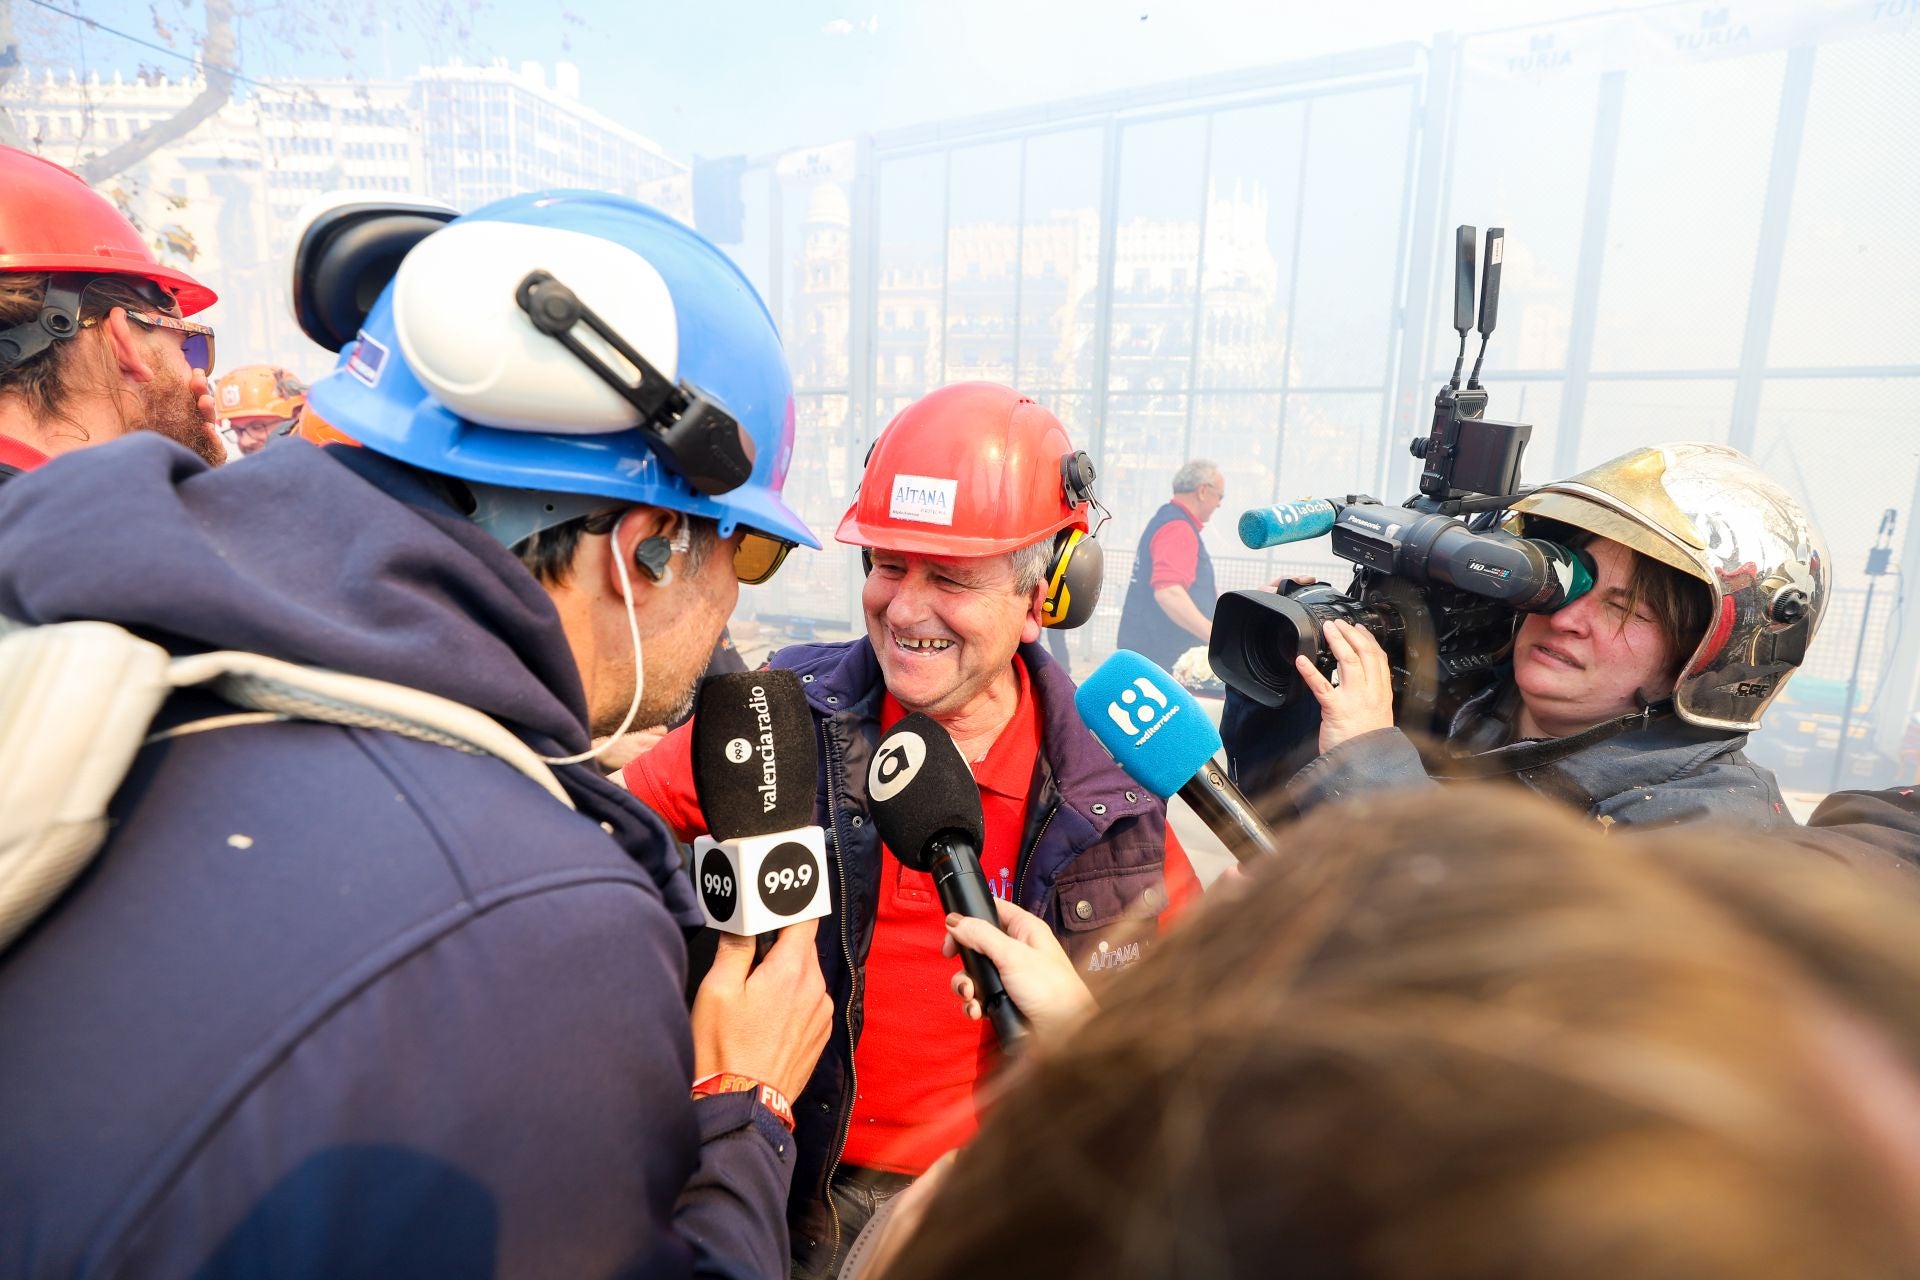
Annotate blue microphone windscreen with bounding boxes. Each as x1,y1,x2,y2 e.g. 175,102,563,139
1074,650,1223,800
1239,498,1338,550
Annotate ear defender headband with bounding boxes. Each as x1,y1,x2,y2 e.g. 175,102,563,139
514,270,755,498
0,273,89,376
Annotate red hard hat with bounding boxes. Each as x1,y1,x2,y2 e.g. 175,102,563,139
836,382,1095,557
0,147,216,315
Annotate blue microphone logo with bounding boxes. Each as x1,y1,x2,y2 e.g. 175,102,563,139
1106,676,1174,742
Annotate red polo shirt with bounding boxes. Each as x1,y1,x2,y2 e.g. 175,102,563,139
1148,497,1205,591
625,656,1201,1175
840,658,1045,1172
0,435,50,476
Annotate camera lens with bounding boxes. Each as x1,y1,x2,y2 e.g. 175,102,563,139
1210,584,1402,709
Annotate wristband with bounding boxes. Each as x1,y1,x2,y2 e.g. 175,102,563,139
692,1072,796,1132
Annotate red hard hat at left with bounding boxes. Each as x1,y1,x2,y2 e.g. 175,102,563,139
0,146,217,315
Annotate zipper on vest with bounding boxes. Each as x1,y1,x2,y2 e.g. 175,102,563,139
820,723,859,1263
1013,801,1058,908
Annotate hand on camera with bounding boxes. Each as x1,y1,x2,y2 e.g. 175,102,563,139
1295,618,1396,752
692,918,833,1102
943,899,1094,1043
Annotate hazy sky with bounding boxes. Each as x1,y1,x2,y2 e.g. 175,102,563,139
34,0,1651,158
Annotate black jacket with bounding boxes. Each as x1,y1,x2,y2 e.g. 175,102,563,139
0,438,793,1279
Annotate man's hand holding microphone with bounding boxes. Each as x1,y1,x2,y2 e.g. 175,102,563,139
685,671,835,1119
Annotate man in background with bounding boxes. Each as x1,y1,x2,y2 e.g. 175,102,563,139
1116,458,1224,671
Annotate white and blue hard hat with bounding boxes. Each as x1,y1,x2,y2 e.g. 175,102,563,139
304,190,816,551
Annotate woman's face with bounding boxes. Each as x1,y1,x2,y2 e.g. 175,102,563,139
1512,537,1680,738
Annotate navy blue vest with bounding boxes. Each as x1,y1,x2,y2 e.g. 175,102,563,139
1116,500,1217,671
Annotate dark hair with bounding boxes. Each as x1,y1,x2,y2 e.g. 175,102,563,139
1617,545,1714,672
887,791,1920,1279
0,272,168,434
511,508,719,587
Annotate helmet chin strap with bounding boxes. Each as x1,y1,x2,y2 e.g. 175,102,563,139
541,509,648,767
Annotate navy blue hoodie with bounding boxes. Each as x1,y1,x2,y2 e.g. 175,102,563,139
0,436,793,1279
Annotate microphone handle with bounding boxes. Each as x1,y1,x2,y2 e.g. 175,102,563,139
1177,761,1281,863
929,836,1030,1050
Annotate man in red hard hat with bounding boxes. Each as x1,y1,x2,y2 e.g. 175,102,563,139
626,381,1202,1277
0,146,224,481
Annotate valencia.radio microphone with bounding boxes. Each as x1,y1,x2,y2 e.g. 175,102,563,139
866,713,1029,1050
1075,651,1280,864
690,670,830,935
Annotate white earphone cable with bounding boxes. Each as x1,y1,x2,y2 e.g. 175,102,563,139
540,509,649,766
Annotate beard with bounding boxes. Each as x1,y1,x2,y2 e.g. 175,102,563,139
139,365,226,467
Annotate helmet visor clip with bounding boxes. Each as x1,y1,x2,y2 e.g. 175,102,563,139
514,269,754,497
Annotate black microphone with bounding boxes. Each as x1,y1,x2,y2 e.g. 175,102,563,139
866,713,1029,1050
690,671,829,935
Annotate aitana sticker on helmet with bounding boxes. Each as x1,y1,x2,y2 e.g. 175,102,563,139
889,475,957,526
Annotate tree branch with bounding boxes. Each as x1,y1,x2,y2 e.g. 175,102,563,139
74,0,236,184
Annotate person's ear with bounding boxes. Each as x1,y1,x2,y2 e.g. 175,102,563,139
98,308,159,386
1020,581,1046,645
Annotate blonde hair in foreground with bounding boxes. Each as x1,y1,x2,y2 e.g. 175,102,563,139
890,790,1920,1280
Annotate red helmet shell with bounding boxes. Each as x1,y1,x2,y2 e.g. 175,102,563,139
0,146,216,315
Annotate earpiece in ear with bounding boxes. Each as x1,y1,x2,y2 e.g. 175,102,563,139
633,535,674,585
630,512,691,586
1041,528,1104,629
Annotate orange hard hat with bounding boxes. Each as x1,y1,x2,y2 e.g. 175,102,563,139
0,146,216,315
836,382,1096,557
215,364,307,421
293,404,359,448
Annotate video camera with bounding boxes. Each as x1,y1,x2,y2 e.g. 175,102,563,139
1210,226,1596,730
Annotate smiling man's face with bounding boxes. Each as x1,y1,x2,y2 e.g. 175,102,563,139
862,547,1044,720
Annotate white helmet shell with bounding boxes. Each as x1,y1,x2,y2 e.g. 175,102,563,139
390,220,679,434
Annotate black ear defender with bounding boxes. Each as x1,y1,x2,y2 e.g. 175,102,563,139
1040,527,1102,628
1042,451,1104,629
291,199,459,352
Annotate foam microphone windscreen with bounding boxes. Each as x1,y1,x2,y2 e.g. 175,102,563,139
1074,650,1223,799
692,670,818,840
866,712,984,873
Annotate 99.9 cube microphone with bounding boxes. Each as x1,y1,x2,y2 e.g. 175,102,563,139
866,713,1029,1050
690,670,830,935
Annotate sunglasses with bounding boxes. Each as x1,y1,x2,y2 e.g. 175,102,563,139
586,508,796,585
82,308,216,375
734,530,796,585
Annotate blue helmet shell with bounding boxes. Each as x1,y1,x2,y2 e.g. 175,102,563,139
305,190,816,549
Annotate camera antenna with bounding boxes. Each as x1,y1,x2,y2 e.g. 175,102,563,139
1467,226,1503,391
1449,225,1476,391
